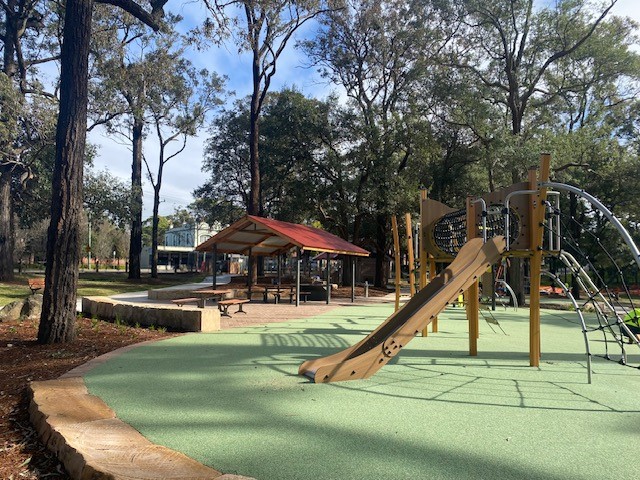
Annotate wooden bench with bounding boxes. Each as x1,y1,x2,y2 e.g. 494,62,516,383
218,299,250,317
171,297,203,308
28,278,45,294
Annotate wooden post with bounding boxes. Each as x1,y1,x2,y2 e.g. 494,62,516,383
392,215,401,312
405,213,416,297
419,190,429,336
427,258,438,334
466,196,479,355
419,190,427,290
528,153,551,367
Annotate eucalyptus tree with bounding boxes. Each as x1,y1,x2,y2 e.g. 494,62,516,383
196,89,328,224
437,0,623,304
0,0,60,280
88,9,177,280
202,0,331,218
303,0,450,286
38,0,166,344
443,0,619,179
144,43,224,277
84,168,131,226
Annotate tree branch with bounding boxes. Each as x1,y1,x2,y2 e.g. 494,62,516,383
96,0,168,31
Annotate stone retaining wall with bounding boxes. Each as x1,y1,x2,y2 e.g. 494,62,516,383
81,297,220,332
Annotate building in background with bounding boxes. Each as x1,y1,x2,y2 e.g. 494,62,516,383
141,222,219,272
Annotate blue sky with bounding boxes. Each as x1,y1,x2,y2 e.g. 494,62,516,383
87,0,640,219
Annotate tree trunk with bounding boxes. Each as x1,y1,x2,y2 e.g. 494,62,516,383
151,181,161,278
374,212,388,288
38,0,93,344
128,116,144,279
247,53,261,286
0,170,14,281
0,2,17,281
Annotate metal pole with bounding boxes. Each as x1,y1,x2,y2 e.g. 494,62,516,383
212,245,217,287
87,217,92,269
351,257,355,303
277,253,281,285
542,270,592,384
296,248,301,307
326,255,331,304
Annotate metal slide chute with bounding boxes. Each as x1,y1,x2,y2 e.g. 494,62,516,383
299,236,506,383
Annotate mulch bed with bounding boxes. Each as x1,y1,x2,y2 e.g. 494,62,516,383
0,316,175,479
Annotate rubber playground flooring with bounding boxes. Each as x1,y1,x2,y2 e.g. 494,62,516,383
85,305,640,480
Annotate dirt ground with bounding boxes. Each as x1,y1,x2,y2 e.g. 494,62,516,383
0,316,175,479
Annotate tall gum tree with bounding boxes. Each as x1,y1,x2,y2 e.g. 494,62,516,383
143,41,223,277
203,0,330,216
37,0,167,344
303,0,450,286
0,0,61,280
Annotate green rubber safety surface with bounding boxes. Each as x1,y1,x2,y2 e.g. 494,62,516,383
85,305,640,480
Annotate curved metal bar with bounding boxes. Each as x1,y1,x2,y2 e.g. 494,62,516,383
558,251,629,361
503,189,538,250
540,182,640,269
541,270,592,384
496,279,518,311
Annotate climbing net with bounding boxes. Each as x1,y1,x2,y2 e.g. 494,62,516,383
432,205,521,256
542,198,640,369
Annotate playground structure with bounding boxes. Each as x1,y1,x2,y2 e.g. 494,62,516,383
300,153,640,383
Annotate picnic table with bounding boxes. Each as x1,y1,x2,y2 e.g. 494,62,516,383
194,288,232,307
171,288,232,308
261,285,311,304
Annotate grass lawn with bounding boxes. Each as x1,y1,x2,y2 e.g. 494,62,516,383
85,304,640,480
0,271,207,306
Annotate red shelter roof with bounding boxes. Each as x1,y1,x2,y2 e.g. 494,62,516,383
195,215,369,257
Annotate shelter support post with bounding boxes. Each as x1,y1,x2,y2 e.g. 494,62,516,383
247,248,253,299
351,258,355,303
529,154,551,366
392,216,401,312
325,256,331,304
296,247,301,307
277,254,281,285
212,245,217,287
466,196,479,355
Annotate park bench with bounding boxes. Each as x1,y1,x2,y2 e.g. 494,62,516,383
218,298,249,317
28,278,45,294
171,297,203,308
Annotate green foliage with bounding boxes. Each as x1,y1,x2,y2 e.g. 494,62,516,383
84,169,132,227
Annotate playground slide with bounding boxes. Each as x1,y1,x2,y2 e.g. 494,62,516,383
299,236,506,383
